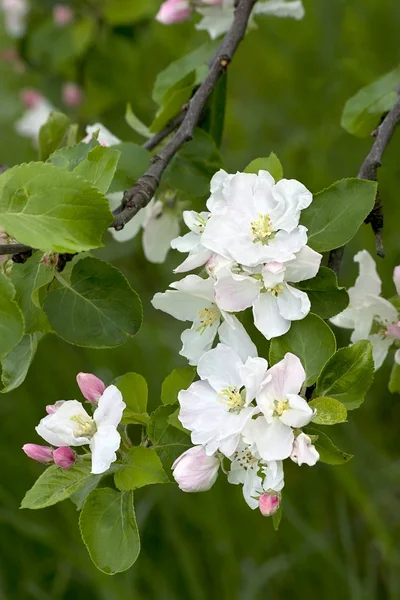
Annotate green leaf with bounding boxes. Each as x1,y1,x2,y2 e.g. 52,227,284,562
272,501,283,531
315,340,374,410
73,146,120,194
103,0,157,24
48,137,98,170
341,66,400,137
161,366,196,405
269,313,336,386
10,252,54,333
108,143,150,194
69,473,104,511
0,163,113,253
150,72,195,133
79,488,140,575
244,153,283,181
114,446,169,492
168,408,189,434
199,73,227,147
0,272,24,360
148,405,190,472
295,267,349,319
389,362,400,394
43,257,142,348
1,333,41,393
309,397,348,425
114,372,149,425
21,458,93,510
307,427,353,465
300,178,377,252
38,112,70,161
125,104,151,139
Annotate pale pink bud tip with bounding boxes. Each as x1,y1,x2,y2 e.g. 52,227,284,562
53,4,74,26
20,88,42,109
156,0,190,24
172,446,219,492
62,82,83,108
46,400,65,414
259,493,280,517
53,447,76,469
393,266,400,296
23,444,53,464
77,372,106,403
387,322,400,340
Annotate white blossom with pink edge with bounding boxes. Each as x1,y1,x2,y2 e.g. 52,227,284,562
15,89,54,144
1,0,29,38
53,4,74,27
330,250,400,369
155,0,190,24
36,385,126,474
172,446,220,492
290,432,319,466
82,123,121,147
62,82,83,108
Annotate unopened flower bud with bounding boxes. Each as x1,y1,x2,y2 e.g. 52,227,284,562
172,446,219,492
53,4,74,26
45,400,65,414
393,266,400,296
258,492,280,517
290,433,319,466
62,82,83,108
20,88,41,109
53,447,76,469
23,443,53,464
387,321,400,339
76,372,106,403
156,0,190,24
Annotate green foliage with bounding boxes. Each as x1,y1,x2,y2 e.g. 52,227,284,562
309,397,348,425
269,313,336,385
389,362,400,393
73,146,120,194
244,153,284,181
341,66,400,137
0,163,113,253
200,73,227,147
150,72,195,133
109,143,150,193
308,428,353,465
114,446,169,491
103,0,158,25
48,138,99,170
38,112,70,161
301,178,378,252
272,501,283,531
79,488,140,575
161,366,196,405
21,458,93,510
114,372,149,425
295,266,349,319
148,404,190,472
315,340,374,410
0,333,40,393
0,273,24,360
43,257,142,348
125,104,152,138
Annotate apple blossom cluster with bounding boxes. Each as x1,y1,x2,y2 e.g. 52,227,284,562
331,250,400,370
156,0,305,40
22,373,126,475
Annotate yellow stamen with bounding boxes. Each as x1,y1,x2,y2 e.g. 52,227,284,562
250,214,274,245
196,306,220,333
219,386,245,413
71,414,97,437
273,399,289,417
266,284,284,296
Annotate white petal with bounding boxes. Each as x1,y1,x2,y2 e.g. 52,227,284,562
262,460,285,492
283,245,322,283
352,250,381,299
151,290,211,322
174,246,213,274
395,349,400,365
393,266,400,296
368,334,393,370
280,394,314,427
270,178,312,231
90,425,121,474
276,284,310,321
214,270,261,312
110,212,145,243
171,231,199,253
197,343,243,392
246,416,294,461
290,433,319,466
330,307,358,331
258,352,305,406
180,318,220,366
240,356,269,403
218,316,258,362
93,385,126,429
182,210,210,234
254,0,305,20
84,123,121,146
35,400,91,447
143,211,180,263
171,275,215,302
253,292,291,340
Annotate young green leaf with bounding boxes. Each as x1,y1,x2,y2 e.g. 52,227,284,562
103,0,155,24
161,366,196,405
38,111,70,160
295,267,349,319
269,313,336,385
244,153,283,181
79,488,140,575
21,458,93,509
389,362,400,394
200,72,227,147
48,137,98,170
148,405,190,472
114,446,169,492
307,428,353,465
300,178,377,252
114,372,149,425
315,340,374,410
1,333,41,393
309,397,348,425
341,66,400,137
0,163,113,253
150,72,195,133
125,103,152,138
73,145,120,194
108,142,150,193
272,501,283,531
0,273,24,360
43,257,142,348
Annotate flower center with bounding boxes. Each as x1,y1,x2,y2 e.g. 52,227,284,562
232,448,258,470
219,386,246,413
71,414,97,438
273,399,289,417
250,214,274,245
194,213,208,234
266,284,284,296
196,306,220,333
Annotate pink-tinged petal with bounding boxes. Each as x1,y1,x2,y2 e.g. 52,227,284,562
62,82,83,108
290,433,319,466
276,284,310,321
259,353,305,403
53,447,76,469
45,400,65,414
197,343,243,392
214,271,260,312
387,322,400,339
156,0,190,24
172,446,219,492
393,266,400,295
22,444,53,464
283,245,322,283
259,493,280,516
253,292,291,340
76,373,105,403
53,4,74,26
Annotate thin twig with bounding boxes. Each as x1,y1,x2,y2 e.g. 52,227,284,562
0,243,32,255
328,93,400,276
142,112,186,152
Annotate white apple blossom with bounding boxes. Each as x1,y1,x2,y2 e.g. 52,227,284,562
330,250,400,369
243,353,314,461
214,245,322,340
172,445,220,492
196,0,304,40
1,0,29,38
83,123,121,147
178,344,269,457
290,432,319,466
152,274,256,365
15,95,54,144
171,210,213,273
36,385,126,474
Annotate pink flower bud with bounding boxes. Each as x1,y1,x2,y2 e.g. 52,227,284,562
62,82,83,108
76,372,106,403
53,4,74,27
258,492,280,517
156,0,190,24
20,88,42,109
23,444,54,464
45,400,65,414
172,446,219,492
387,322,400,339
53,447,76,469
393,266,400,296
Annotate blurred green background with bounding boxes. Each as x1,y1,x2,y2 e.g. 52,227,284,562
2,0,400,598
